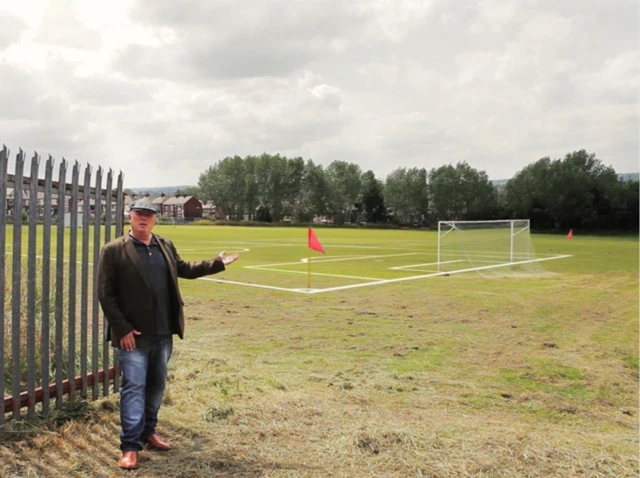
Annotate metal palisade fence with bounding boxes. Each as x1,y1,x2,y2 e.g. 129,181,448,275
1,145,124,425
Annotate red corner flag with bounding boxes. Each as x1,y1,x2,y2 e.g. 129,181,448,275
308,227,325,254
566,229,573,239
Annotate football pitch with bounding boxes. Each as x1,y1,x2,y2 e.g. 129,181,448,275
2,224,638,476
164,225,574,294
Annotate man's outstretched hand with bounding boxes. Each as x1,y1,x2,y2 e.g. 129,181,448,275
217,251,240,266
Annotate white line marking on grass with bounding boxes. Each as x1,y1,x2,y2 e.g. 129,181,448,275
305,254,573,294
179,247,251,253
188,241,390,250
389,260,463,270
300,252,420,263
443,250,561,258
246,252,419,269
253,267,382,281
199,254,572,295
197,277,313,293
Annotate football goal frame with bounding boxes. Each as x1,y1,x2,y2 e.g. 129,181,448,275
437,219,533,273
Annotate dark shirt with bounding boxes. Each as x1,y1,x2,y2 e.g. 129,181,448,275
129,233,174,336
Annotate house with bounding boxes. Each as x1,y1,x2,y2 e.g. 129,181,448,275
77,197,122,216
214,205,226,220
201,200,215,219
152,193,169,212
160,195,202,219
6,188,63,215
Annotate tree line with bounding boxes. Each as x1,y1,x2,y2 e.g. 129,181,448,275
184,149,638,231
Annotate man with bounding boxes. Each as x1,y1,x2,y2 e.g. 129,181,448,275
97,198,239,470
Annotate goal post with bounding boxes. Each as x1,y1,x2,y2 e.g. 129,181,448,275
437,219,544,276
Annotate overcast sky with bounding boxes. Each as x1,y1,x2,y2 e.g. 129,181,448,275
1,0,638,188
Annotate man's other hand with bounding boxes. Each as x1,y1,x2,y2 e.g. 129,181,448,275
120,329,142,351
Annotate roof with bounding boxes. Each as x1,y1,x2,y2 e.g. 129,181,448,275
162,195,197,206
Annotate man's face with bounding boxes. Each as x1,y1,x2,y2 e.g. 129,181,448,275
130,209,156,235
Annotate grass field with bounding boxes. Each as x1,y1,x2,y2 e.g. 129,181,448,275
1,225,638,477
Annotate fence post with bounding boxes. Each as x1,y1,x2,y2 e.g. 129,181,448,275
11,150,25,420
41,156,54,416
67,162,80,401
26,152,40,419
92,167,102,401
80,165,91,399
113,171,125,393
54,159,67,409
102,170,113,396
0,145,8,426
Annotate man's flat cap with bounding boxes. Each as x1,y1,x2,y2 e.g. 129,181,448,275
130,198,158,214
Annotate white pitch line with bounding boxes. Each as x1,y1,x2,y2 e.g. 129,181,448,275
247,252,419,269
188,241,301,246
187,240,392,250
304,254,573,294
389,259,463,270
397,269,437,273
197,277,313,293
179,247,251,253
442,250,555,258
299,252,420,263
197,254,572,295
252,267,382,281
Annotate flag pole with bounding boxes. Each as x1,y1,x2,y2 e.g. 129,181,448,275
307,249,311,289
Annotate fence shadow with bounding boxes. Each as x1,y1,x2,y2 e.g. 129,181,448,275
0,399,320,477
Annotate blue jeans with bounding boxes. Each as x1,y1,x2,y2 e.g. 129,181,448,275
118,335,173,451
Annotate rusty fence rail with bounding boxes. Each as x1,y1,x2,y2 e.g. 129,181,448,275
1,145,124,425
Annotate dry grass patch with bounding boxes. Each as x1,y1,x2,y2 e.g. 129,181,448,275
1,232,638,476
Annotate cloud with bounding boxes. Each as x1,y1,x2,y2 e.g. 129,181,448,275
113,0,370,81
0,15,28,50
32,0,101,51
0,0,637,188
69,75,155,106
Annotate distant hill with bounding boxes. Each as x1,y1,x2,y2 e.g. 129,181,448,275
491,173,638,186
128,185,196,196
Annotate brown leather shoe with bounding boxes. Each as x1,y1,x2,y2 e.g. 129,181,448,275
119,451,138,470
143,434,171,451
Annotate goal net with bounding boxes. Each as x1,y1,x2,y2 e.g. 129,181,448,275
437,219,548,277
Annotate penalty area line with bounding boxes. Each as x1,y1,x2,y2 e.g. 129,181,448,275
197,277,314,293
197,254,572,295
305,254,573,294
251,267,382,281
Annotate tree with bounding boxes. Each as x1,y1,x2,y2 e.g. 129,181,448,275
281,156,305,219
384,167,428,224
295,160,329,222
360,170,387,223
504,150,623,230
428,163,496,222
198,155,246,220
325,160,363,224
244,155,259,221
503,158,555,228
549,150,619,230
